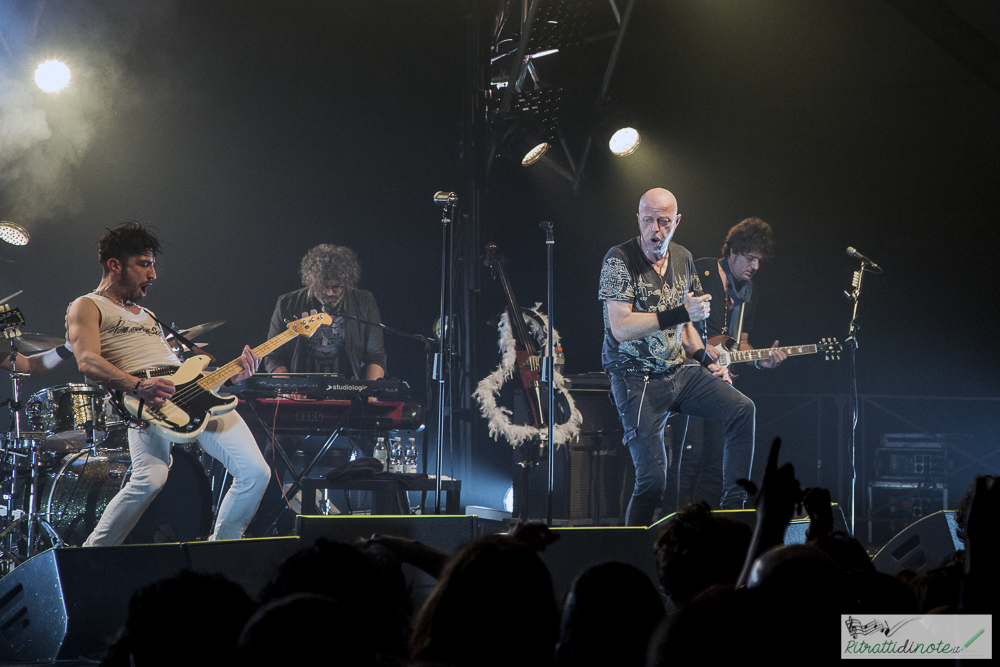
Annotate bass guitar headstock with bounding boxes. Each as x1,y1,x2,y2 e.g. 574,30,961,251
287,313,333,337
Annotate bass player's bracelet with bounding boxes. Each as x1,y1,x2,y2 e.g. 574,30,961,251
656,305,690,330
692,349,713,368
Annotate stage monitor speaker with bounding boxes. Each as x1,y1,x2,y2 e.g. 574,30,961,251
183,537,301,600
294,514,477,552
0,544,186,663
649,503,849,546
0,537,303,663
871,510,963,576
538,527,658,600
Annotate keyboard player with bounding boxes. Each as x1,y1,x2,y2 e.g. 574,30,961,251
263,244,385,380
247,244,386,534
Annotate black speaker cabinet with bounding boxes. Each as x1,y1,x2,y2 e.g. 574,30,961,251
0,544,185,663
0,537,301,663
563,373,632,523
867,481,948,547
183,537,302,600
871,510,962,576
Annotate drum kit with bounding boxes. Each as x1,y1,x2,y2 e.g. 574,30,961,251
0,307,223,571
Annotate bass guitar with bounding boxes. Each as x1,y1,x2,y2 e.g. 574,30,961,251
123,313,332,443
702,334,842,368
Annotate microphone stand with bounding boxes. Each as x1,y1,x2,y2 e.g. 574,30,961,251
843,260,877,536
539,222,556,525
434,196,457,514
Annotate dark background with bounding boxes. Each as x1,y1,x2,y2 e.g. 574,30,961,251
1,0,997,519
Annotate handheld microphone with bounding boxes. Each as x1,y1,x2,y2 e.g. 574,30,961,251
846,247,881,270
433,191,458,205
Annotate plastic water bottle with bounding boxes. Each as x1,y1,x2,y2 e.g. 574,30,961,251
390,437,404,473
404,437,418,474
374,437,388,471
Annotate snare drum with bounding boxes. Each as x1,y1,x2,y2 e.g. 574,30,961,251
41,446,213,546
24,383,126,451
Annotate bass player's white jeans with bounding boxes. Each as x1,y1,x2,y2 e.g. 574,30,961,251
82,410,270,546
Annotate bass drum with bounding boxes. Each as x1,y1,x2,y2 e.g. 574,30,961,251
42,446,214,546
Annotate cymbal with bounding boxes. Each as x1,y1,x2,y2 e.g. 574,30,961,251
8,332,65,353
169,320,225,341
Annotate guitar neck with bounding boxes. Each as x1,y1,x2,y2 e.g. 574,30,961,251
728,344,817,365
198,329,298,390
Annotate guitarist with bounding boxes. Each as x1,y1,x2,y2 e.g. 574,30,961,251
600,188,757,525
677,217,786,509
67,222,270,546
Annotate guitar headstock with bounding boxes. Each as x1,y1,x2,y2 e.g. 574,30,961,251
818,337,842,360
485,243,499,268
0,305,24,340
287,313,333,337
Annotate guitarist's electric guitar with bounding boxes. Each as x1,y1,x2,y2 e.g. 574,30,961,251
123,313,331,443
702,334,842,368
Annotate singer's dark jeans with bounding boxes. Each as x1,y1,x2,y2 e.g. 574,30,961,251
609,366,756,526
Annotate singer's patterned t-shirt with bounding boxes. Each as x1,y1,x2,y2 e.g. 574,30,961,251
599,238,701,374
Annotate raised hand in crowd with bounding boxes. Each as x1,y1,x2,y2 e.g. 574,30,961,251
364,533,451,579
508,521,560,552
735,437,802,587
802,486,834,545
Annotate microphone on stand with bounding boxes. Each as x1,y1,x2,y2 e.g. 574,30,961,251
846,247,881,271
433,191,458,205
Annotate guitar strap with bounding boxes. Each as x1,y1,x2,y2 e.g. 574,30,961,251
142,308,218,364
106,311,217,429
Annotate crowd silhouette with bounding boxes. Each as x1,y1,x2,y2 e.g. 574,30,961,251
98,439,997,666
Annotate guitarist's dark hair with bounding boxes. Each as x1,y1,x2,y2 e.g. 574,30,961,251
98,221,163,274
721,217,774,260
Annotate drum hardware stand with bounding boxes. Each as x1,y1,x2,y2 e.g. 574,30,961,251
1,343,66,567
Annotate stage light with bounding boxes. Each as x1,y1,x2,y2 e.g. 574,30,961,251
521,141,548,166
35,60,71,93
504,485,514,513
501,120,551,167
609,127,641,156
0,222,29,246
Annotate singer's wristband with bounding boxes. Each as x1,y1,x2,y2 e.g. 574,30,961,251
693,349,712,368
56,344,73,360
134,379,142,397
656,305,690,330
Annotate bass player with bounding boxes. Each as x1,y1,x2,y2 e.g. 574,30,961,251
67,221,270,545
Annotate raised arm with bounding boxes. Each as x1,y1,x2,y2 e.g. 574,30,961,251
605,292,711,342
